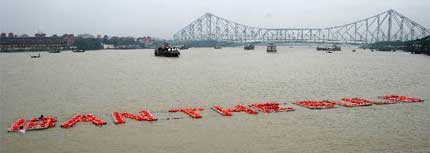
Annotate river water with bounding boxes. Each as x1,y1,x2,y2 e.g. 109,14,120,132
1,47,430,153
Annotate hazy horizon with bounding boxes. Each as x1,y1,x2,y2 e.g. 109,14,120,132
1,0,429,39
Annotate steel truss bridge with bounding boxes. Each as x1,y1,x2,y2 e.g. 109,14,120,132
173,9,430,44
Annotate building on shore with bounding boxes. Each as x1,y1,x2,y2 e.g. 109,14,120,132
0,32,68,52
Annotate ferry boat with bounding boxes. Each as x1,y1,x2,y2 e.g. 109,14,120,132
316,45,341,51
267,44,277,52
244,44,255,50
155,46,180,57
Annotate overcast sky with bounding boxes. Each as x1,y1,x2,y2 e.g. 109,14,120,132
1,0,429,39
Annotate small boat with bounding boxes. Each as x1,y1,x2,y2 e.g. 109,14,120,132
326,51,333,53
30,53,40,58
244,44,255,50
267,44,277,52
178,45,189,50
72,49,85,52
352,49,356,52
214,46,222,49
155,46,180,57
48,50,61,53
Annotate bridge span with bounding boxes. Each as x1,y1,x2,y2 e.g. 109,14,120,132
173,10,430,44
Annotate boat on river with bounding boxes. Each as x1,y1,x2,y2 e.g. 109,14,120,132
155,46,180,57
72,49,85,52
48,50,61,53
244,44,255,50
267,44,277,52
317,45,341,51
30,53,40,58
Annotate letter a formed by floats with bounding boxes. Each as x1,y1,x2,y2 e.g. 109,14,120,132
211,104,258,116
112,109,157,124
61,114,107,128
168,108,204,118
8,116,57,132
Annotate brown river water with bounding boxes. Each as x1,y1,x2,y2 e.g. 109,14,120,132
1,47,430,153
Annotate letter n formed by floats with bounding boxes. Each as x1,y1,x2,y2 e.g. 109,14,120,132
112,109,157,124
61,114,107,128
8,116,57,132
211,104,258,116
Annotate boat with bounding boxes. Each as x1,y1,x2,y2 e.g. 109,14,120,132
72,49,85,52
244,44,255,50
326,51,333,53
154,46,180,57
214,46,222,49
48,50,61,53
30,53,40,58
266,44,277,52
178,45,189,50
317,45,341,51
352,49,356,52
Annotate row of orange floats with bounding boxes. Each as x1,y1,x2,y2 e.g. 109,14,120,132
294,95,424,109
250,102,295,113
8,117,57,132
294,101,337,109
381,94,423,103
7,95,426,132
211,104,258,116
112,110,157,124
60,114,106,128
169,108,204,118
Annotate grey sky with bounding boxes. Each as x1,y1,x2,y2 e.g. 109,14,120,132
1,0,429,39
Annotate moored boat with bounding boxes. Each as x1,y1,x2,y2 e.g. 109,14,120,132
267,44,277,52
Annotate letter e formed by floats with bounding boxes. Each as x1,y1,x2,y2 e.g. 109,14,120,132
61,114,106,128
112,109,157,124
168,108,204,118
